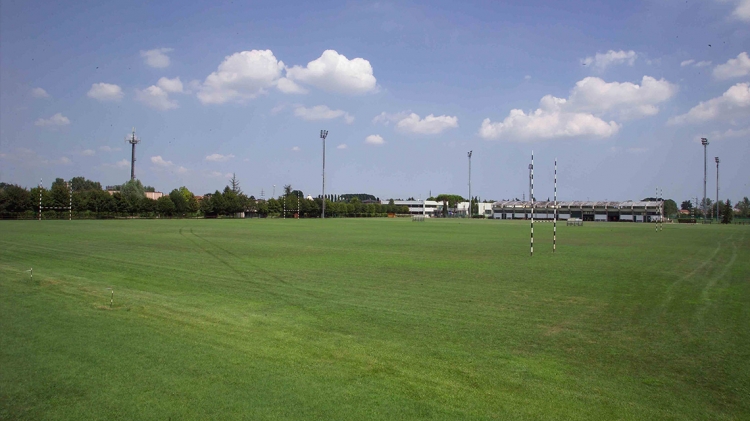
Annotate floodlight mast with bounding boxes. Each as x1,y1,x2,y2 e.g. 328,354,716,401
715,157,720,222
701,138,708,220
320,130,328,219
467,151,472,218
126,127,141,181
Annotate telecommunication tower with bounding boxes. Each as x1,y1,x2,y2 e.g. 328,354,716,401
126,128,141,180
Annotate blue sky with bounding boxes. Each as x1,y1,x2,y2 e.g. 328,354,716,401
1,0,748,202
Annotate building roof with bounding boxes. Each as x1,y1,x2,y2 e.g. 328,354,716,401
492,200,661,208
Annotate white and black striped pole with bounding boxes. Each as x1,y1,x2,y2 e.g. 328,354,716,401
553,158,557,253
654,187,659,232
68,180,72,221
38,179,42,221
659,188,663,232
530,151,534,257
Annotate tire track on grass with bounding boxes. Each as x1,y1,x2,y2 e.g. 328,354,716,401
179,227,323,320
660,237,726,311
695,232,743,323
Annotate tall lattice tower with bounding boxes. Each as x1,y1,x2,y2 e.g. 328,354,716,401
126,128,141,180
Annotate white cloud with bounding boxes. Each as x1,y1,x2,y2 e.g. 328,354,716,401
713,52,750,80
681,59,695,67
198,50,284,104
136,86,179,110
81,149,95,156
31,87,49,98
581,50,637,70
372,111,410,125
151,155,187,174
337,144,348,149
141,48,173,68
277,77,308,94
479,75,675,141
682,59,712,68
285,50,377,94
294,105,354,123
103,159,130,169
291,146,301,152
87,83,124,101
720,0,750,21
669,82,750,125
524,75,532,80
395,113,458,134
205,153,235,162
566,76,678,119
479,103,620,141
35,113,70,127
157,77,184,93
207,171,232,178
99,146,121,152
701,126,750,141
695,61,712,68
365,135,385,145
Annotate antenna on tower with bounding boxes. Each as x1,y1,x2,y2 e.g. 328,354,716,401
125,127,141,180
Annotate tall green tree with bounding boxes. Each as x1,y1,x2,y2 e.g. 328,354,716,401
120,179,146,213
721,200,733,224
169,189,188,214
680,200,693,211
157,196,176,216
736,197,750,218
663,199,678,218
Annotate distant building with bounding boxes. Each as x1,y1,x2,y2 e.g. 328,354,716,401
106,189,163,200
380,199,440,216
491,200,663,222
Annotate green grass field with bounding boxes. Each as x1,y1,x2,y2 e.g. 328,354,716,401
1,219,748,420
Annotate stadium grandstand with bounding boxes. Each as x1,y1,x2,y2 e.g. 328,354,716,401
491,200,663,222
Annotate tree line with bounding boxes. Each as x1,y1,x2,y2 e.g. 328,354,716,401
0,177,410,219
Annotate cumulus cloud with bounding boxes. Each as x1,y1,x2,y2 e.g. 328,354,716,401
205,153,235,162
479,101,620,141
99,146,121,152
35,113,70,127
103,159,130,169
372,111,410,125
701,126,750,141
395,113,458,134
198,50,284,104
277,77,308,94
713,52,750,80
681,59,695,67
141,48,173,68
365,134,385,145
337,144,348,149
567,76,678,119
581,50,637,70
157,77,184,93
695,61,712,67
31,87,49,98
151,155,187,174
668,82,750,125
294,105,354,123
87,83,124,101
720,0,750,21
285,50,377,94
136,86,179,110
479,75,677,141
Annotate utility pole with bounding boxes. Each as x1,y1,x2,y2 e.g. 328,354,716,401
701,138,708,220
126,128,141,181
320,130,328,219
467,151,472,218
715,157,720,222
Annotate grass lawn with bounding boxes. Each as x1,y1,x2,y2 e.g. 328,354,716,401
1,219,748,420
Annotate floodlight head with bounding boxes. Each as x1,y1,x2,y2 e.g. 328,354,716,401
528,164,533,170
468,151,472,158
320,130,328,139
715,156,719,164
701,138,709,146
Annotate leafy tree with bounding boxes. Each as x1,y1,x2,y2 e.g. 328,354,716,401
435,194,465,208
0,184,32,214
143,185,156,192
157,196,176,216
736,197,750,218
70,176,102,192
120,179,146,212
50,178,70,208
680,200,693,211
169,189,188,214
722,200,733,224
283,184,292,196
663,199,678,218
